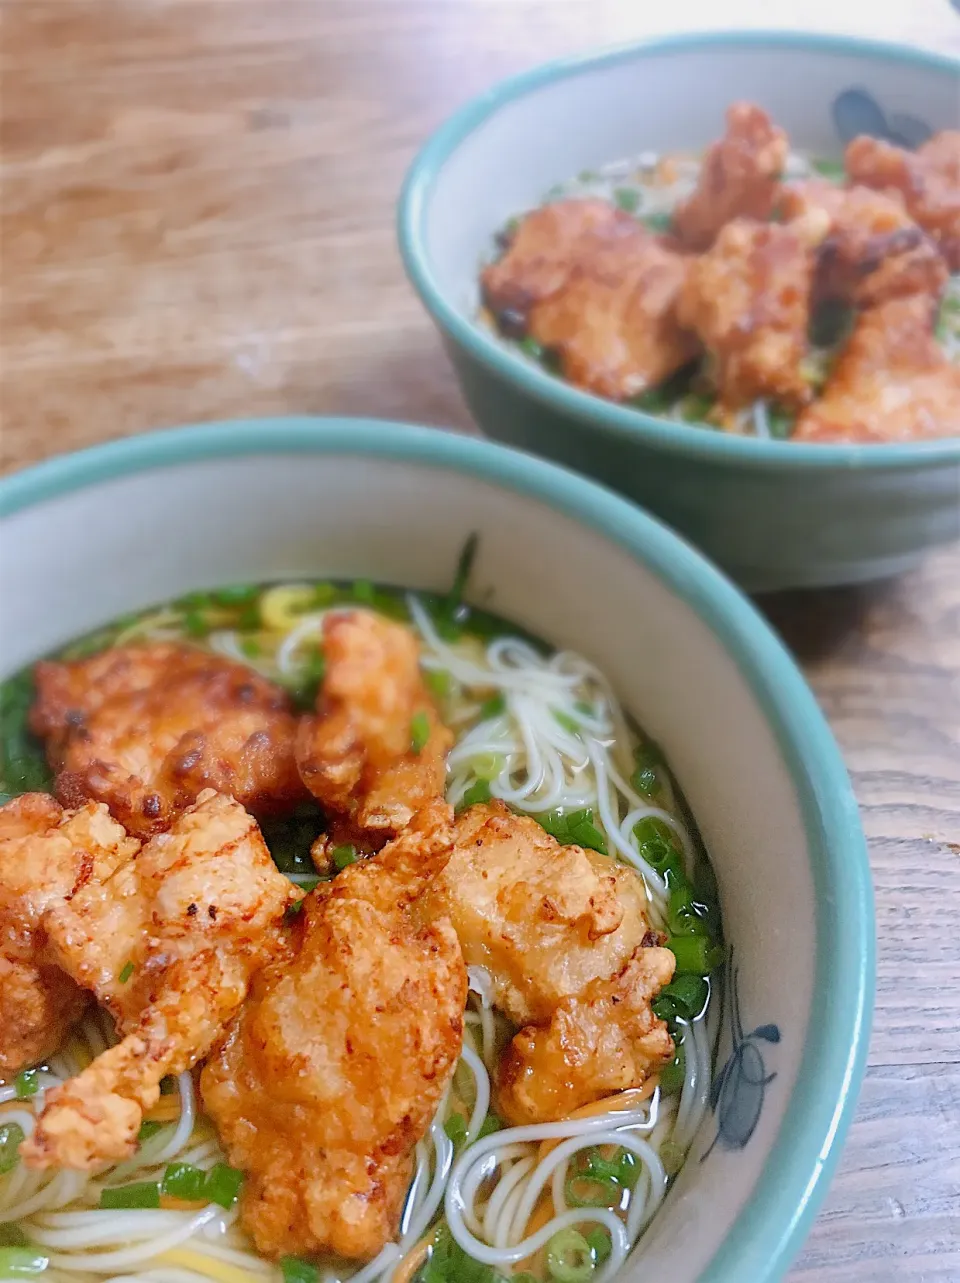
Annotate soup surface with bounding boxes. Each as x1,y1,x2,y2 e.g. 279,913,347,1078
0,571,722,1283
479,104,960,442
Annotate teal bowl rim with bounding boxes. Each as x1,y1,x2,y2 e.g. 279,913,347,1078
0,419,874,1283
397,29,960,471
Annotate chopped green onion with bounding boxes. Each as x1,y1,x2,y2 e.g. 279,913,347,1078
183,609,209,638
536,808,608,856
0,1247,48,1276
211,584,259,606
162,1161,207,1201
332,845,358,871
520,336,544,360
285,898,305,921
99,1181,161,1210
424,669,452,699
767,405,795,440
14,1070,38,1099
281,1258,321,1283
564,1169,619,1208
553,710,581,735
0,1123,25,1175
458,779,492,811
642,211,673,233
439,533,479,638
204,1161,244,1209
546,1227,594,1282
239,636,262,659
118,961,135,984
471,752,503,781
512,1276,539,1283
410,711,431,755
352,579,376,604
660,1035,686,1094
443,1113,468,1150
479,693,506,721
681,393,714,424
657,974,709,1019
585,1227,612,1265
137,1120,163,1143
311,581,337,606
613,187,641,213
811,157,846,181
476,1114,501,1140
666,935,725,973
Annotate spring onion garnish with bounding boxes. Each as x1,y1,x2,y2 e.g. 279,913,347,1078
458,779,492,812
204,1161,244,1209
0,1247,48,1276
118,961,135,984
162,1161,207,1201
285,898,305,921
14,1069,38,1099
352,579,376,604
535,808,608,856
630,744,661,797
0,1123,25,1174
281,1258,321,1283
642,211,672,233
479,692,505,720
332,844,358,871
565,1147,638,1207
443,1113,468,1151
99,1181,162,1210
546,1226,595,1281
655,974,709,1020
585,1227,612,1265
666,935,725,974
660,1034,686,1095
811,157,846,181
553,710,581,735
410,711,431,755
137,1120,163,1143
613,186,641,213
425,668,452,699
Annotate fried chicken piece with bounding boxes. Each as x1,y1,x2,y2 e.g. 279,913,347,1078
30,643,307,838
296,611,452,844
778,179,947,306
527,231,699,400
677,218,817,412
201,803,465,1262
497,945,675,1125
0,794,136,1076
673,102,789,250
846,130,960,270
422,801,654,1027
21,791,297,1170
481,198,642,327
794,294,960,442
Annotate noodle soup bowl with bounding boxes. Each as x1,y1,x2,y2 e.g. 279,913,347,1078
398,31,960,591
0,419,873,1283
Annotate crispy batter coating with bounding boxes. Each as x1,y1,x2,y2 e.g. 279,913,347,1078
527,231,699,400
201,803,465,1262
778,179,947,306
0,794,135,1075
677,218,816,412
422,801,655,1027
846,130,960,271
673,102,789,250
21,791,297,1170
296,611,452,843
794,294,960,442
30,643,307,837
497,945,676,1125
481,198,641,325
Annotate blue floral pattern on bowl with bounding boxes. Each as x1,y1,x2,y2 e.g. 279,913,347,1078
702,951,780,1160
833,88,932,148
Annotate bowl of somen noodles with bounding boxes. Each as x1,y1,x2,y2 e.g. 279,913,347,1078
0,418,873,1283
398,31,960,590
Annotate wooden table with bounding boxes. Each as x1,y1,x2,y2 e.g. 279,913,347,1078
2,2,958,1277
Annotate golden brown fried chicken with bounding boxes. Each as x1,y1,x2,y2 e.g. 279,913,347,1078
0,794,136,1076
677,218,817,413
21,790,297,1170
673,102,789,250
296,610,452,845
527,230,699,400
30,644,307,837
497,945,676,1125
481,198,641,327
846,130,960,270
423,801,655,1027
778,179,947,306
201,803,465,1262
794,294,960,442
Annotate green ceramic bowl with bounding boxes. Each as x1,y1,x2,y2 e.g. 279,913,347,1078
398,31,960,591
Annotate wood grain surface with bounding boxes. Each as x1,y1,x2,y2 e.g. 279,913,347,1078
2,1,959,1276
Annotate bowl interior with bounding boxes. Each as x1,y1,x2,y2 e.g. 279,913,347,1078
0,423,872,1283
417,35,958,346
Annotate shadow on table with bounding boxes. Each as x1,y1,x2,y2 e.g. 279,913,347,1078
753,578,901,664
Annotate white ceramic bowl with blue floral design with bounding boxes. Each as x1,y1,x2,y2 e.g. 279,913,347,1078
0,419,873,1283
399,32,960,591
